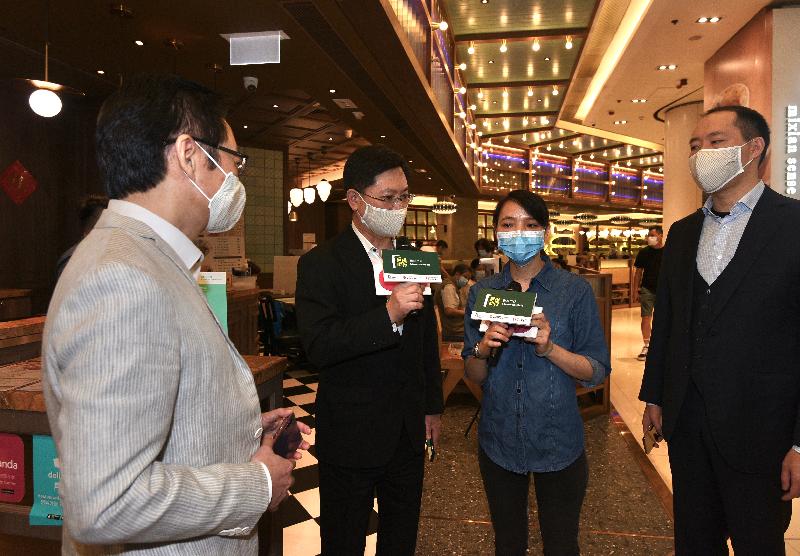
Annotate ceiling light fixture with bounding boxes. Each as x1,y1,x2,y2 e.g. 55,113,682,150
477,89,484,99
459,62,467,70
432,21,448,31
532,39,541,51
527,87,534,97
488,59,495,64
657,64,677,71
697,16,721,23
503,136,510,143
552,85,559,96
134,40,144,46
468,41,476,55
575,0,653,121
565,36,573,49
329,88,336,93
96,70,105,75
631,98,647,103
500,40,508,53
21,2,85,118
243,125,248,129
502,88,509,98
614,120,627,124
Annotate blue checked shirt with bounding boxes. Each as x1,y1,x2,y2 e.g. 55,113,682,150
461,256,611,473
697,181,765,285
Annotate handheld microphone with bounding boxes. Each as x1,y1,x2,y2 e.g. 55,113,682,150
488,280,522,366
395,236,421,317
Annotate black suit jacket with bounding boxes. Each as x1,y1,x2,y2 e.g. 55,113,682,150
640,186,800,473
295,226,444,468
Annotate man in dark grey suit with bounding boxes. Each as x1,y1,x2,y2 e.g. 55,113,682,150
640,106,800,553
43,74,309,555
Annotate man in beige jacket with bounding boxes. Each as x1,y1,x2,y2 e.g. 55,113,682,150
43,74,309,555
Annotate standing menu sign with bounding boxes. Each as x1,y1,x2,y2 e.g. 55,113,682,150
0,433,24,503
29,435,63,526
199,272,228,334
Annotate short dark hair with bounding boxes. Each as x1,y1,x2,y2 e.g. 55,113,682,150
342,145,411,193
470,258,480,270
96,74,228,199
435,240,448,249
492,190,549,229
649,226,663,235
704,105,770,165
452,263,469,275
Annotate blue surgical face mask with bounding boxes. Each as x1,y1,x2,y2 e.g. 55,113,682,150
497,230,545,267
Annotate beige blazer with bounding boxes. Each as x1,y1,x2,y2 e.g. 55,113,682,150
43,210,270,555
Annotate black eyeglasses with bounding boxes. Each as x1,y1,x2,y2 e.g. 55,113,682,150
164,136,248,172
362,192,415,207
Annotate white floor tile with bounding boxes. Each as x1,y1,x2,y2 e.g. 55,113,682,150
289,392,317,406
291,405,310,418
293,487,321,519
364,533,377,556
295,449,318,469
308,383,318,391
283,519,321,556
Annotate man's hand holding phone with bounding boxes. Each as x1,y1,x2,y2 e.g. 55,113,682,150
642,404,663,454
250,408,312,511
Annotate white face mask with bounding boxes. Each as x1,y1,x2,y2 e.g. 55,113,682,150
688,140,755,195
647,236,659,247
185,142,246,233
355,192,407,238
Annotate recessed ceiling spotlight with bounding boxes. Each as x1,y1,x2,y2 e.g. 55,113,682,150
614,120,627,125
134,40,144,46
328,137,333,141
488,59,494,64
499,40,508,53
565,36,573,50
631,98,647,103
468,41,476,55
657,64,678,71
459,62,467,70
544,56,551,61
97,70,105,75
380,135,386,138
458,86,467,94
273,104,279,108
481,0,489,4
532,39,541,51
697,16,722,23
329,89,336,93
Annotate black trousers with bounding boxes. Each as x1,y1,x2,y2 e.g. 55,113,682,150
669,380,792,555
478,446,588,556
318,428,424,556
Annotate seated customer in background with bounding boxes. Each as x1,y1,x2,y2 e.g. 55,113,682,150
55,194,108,279
438,263,470,342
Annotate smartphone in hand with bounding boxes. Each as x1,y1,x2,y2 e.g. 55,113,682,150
273,414,302,459
643,425,662,454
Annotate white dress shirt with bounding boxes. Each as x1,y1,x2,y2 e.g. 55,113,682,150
108,200,204,278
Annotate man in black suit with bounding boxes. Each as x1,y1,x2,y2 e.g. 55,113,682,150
640,105,800,554
296,145,443,555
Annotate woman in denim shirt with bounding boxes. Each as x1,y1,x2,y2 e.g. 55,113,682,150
462,190,611,556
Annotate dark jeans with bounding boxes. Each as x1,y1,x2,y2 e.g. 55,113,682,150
669,381,791,555
478,446,588,556
319,428,424,556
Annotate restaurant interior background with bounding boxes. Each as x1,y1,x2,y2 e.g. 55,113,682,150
2,0,799,553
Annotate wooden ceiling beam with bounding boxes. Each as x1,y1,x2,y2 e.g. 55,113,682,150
572,142,627,156
529,133,583,148
467,79,569,90
476,110,559,119
455,28,589,43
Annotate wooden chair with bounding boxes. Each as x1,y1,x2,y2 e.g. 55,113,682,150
434,305,482,404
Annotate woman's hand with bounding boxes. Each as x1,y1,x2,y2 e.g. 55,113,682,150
526,312,552,355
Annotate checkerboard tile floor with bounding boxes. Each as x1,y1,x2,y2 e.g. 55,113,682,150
281,369,379,556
